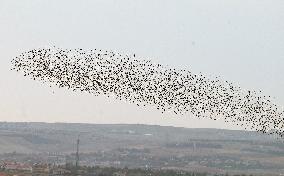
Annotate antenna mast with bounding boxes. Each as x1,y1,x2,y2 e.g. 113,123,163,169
75,135,80,167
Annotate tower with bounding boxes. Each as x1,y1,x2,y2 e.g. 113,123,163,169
193,141,196,152
75,135,80,167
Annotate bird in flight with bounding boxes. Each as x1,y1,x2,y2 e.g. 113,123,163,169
11,46,284,138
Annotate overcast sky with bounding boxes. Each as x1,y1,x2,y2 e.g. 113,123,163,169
0,0,283,130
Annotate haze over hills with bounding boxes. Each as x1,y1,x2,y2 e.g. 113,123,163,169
0,122,284,175
0,122,276,153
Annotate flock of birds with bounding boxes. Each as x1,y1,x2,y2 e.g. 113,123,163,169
11,46,284,138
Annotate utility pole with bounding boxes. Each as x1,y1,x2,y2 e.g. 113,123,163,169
75,135,80,168
193,141,196,152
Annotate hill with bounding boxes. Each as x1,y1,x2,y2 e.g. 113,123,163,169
0,122,283,175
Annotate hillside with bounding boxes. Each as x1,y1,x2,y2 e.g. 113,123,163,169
0,122,283,175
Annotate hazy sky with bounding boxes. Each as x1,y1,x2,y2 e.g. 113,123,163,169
0,0,283,130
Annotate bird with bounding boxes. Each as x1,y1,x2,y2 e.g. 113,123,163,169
11,46,284,138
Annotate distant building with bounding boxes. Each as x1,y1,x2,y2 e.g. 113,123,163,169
32,163,50,176
51,168,71,176
3,162,32,172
